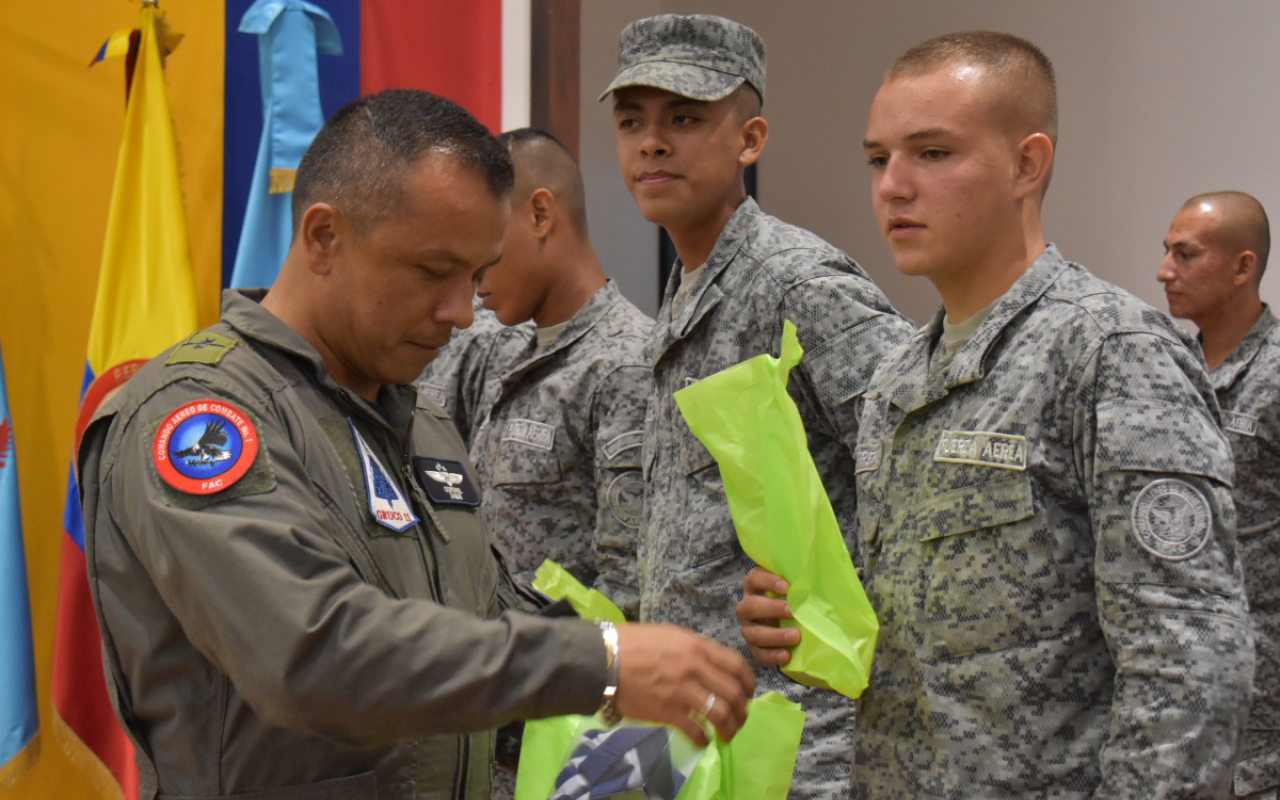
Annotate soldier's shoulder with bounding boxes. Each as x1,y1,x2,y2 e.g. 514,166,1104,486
743,212,853,273
595,293,655,346
1042,262,1191,345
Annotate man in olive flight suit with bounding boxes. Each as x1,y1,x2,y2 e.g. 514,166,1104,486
77,89,753,800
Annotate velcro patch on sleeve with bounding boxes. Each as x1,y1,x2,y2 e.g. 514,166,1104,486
153,399,259,495
165,332,240,366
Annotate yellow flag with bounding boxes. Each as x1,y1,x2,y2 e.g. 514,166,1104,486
53,8,199,800
86,5,198,377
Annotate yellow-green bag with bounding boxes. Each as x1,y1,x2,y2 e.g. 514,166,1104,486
514,694,805,800
517,561,807,800
674,320,878,698
532,559,626,625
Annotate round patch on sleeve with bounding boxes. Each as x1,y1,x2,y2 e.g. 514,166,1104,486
153,399,259,495
1130,478,1212,560
607,471,645,528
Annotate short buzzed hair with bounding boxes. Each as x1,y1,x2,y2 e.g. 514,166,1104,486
889,31,1058,148
496,128,590,237
292,89,514,236
1182,190,1271,280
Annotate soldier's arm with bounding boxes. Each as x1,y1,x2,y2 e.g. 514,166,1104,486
88,378,606,748
1083,330,1253,798
588,362,651,620
781,273,913,456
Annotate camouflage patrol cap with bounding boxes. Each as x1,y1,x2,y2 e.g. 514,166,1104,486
598,14,766,105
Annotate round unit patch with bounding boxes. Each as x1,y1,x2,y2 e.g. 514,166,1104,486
607,471,645,528
153,399,259,495
1131,478,1212,561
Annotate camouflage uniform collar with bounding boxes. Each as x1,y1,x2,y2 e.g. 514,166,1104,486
220,288,415,430
888,245,1067,413
937,244,1068,389
659,197,757,334
1209,303,1277,391
503,279,624,382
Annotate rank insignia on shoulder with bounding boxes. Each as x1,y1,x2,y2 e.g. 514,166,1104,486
413,457,480,506
166,332,239,366
350,420,419,533
153,399,258,494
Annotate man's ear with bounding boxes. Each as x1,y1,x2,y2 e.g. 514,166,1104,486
300,203,340,274
1234,250,1259,287
1014,132,1053,200
739,116,769,167
529,188,555,240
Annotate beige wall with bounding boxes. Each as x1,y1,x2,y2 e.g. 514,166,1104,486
581,0,1280,326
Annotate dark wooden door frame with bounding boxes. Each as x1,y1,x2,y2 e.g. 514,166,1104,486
530,0,580,159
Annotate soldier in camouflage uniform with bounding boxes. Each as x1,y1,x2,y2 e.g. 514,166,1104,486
742,32,1254,799
418,296,532,450
470,128,652,620
603,15,913,799
1159,192,1280,798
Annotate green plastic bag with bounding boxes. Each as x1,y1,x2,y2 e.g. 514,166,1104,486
532,559,626,625
518,561,807,800
674,320,878,698
514,693,805,800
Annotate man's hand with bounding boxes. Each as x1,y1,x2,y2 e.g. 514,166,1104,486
613,624,754,747
736,567,799,666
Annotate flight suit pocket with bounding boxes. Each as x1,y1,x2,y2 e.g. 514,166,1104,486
915,472,1047,660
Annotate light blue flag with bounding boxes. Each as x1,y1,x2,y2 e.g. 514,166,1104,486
230,0,342,289
0,345,39,791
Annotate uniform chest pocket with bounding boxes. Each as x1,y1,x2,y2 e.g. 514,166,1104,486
681,433,723,491
491,444,562,486
913,472,1071,660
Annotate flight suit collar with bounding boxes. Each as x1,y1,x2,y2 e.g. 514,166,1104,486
1208,304,1277,392
887,244,1068,415
647,197,758,361
220,288,415,434
501,279,624,387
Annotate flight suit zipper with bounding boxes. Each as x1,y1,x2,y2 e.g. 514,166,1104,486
453,734,470,800
400,413,447,603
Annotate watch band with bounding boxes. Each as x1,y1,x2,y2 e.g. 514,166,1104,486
598,621,622,726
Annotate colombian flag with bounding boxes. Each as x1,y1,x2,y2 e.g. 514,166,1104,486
52,6,199,800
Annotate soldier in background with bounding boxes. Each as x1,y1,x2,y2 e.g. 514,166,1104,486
418,297,532,450
1159,191,1280,798
469,128,653,799
741,31,1254,798
471,127,651,619
603,15,913,798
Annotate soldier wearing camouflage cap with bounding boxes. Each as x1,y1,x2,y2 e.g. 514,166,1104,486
604,14,914,799
741,31,1254,798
